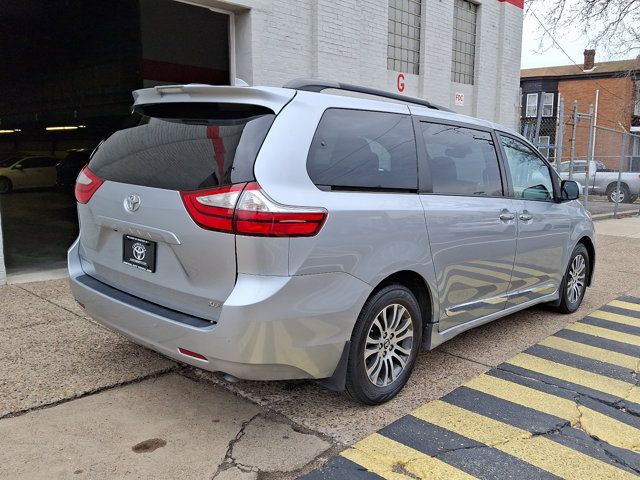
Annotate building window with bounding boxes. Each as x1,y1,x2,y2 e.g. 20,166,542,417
451,0,477,85
387,0,422,75
525,93,538,118
542,93,554,117
538,135,550,159
634,82,640,117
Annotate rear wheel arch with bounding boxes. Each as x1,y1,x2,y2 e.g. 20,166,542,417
606,181,629,191
370,270,433,329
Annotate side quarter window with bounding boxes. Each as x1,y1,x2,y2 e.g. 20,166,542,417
500,135,554,202
419,122,503,197
306,109,417,191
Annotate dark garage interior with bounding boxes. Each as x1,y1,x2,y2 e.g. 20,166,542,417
0,0,230,276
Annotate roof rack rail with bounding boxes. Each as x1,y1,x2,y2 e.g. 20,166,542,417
283,78,454,113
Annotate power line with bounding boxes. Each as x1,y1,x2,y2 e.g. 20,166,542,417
528,8,631,106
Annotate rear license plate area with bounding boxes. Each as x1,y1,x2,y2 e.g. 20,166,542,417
123,235,157,273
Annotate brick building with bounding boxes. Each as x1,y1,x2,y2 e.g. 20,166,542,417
520,51,640,168
0,0,524,283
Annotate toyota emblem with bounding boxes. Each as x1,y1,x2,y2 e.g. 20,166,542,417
124,194,141,213
132,242,146,261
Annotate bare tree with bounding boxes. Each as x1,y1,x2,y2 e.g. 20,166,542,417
531,0,640,54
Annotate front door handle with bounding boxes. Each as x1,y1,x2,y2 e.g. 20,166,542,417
519,211,533,222
499,210,515,222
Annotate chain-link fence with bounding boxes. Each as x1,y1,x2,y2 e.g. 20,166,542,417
520,97,640,219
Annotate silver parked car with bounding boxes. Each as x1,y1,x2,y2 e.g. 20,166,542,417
68,80,595,404
557,160,640,203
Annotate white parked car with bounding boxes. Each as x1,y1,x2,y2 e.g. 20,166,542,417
0,155,59,193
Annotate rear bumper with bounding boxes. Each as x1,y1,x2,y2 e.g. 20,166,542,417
68,239,371,380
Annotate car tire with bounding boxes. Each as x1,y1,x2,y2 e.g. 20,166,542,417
345,284,422,405
0,177,12,194
554,243,590,314
606,184,630,203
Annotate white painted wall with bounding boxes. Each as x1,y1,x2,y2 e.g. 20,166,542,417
203,0,523,128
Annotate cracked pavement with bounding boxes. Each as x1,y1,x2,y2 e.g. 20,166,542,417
1,221,640,479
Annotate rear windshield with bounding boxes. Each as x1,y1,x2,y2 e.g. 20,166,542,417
88,109,275,191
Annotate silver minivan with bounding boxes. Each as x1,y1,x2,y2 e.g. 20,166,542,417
68,80,595,404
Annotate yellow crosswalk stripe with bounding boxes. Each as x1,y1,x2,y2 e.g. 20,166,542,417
506,353,633,398
340,432,476,480
565,322,640,347
538,335,639,370
465,374,640,451
608,299,640,313
412,400,637,480
590,310,640,328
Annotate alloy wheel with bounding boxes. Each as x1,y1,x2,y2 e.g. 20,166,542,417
364,303,414,387
610,189,625,203
566,254,586,304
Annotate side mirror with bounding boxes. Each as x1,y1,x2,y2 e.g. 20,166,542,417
561,180,580,201
12,163,23,170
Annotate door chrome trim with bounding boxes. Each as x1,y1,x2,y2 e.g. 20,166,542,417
430,290,559,349
444,282,557,317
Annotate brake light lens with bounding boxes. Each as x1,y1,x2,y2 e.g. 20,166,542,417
180,183,246,232
235,183,327,237
75,166,104,204
181,182,327,237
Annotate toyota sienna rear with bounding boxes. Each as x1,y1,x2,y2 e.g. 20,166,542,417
69,81,595,404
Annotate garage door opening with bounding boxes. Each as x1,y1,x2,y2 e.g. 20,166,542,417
0,0,232,280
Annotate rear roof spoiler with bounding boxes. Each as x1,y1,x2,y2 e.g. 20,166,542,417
132,84,296,114
283,78,454,112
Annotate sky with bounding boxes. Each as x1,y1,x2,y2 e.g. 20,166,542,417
520,8,629,69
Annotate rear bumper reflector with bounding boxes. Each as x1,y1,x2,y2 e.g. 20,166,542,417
178,348,208,361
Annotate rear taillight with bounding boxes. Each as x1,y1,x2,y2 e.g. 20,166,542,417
75,166,104,204
234,183,327,237
180,183,245,233
181,182,327,237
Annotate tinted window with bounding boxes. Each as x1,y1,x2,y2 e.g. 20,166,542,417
307,109,417,190
0,157,20,168
420,123,502,196
500,136,554,202
20,157,56,168
559,162,587,174
89,112,275,191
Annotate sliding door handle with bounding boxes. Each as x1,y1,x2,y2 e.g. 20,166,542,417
499,211,515,222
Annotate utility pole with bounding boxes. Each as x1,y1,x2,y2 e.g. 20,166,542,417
583,104,595,208
568,100,578,181
555,97,564,167
533,91,545,146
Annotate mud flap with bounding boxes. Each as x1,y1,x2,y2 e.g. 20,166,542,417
315,341,351,392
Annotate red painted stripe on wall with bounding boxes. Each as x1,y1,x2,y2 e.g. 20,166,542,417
498,0,524,8
142,59,229,85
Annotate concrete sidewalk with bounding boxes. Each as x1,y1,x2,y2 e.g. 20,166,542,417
2,218,640,478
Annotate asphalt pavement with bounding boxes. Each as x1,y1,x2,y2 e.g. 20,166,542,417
303,295,640,479
1,216,640,478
